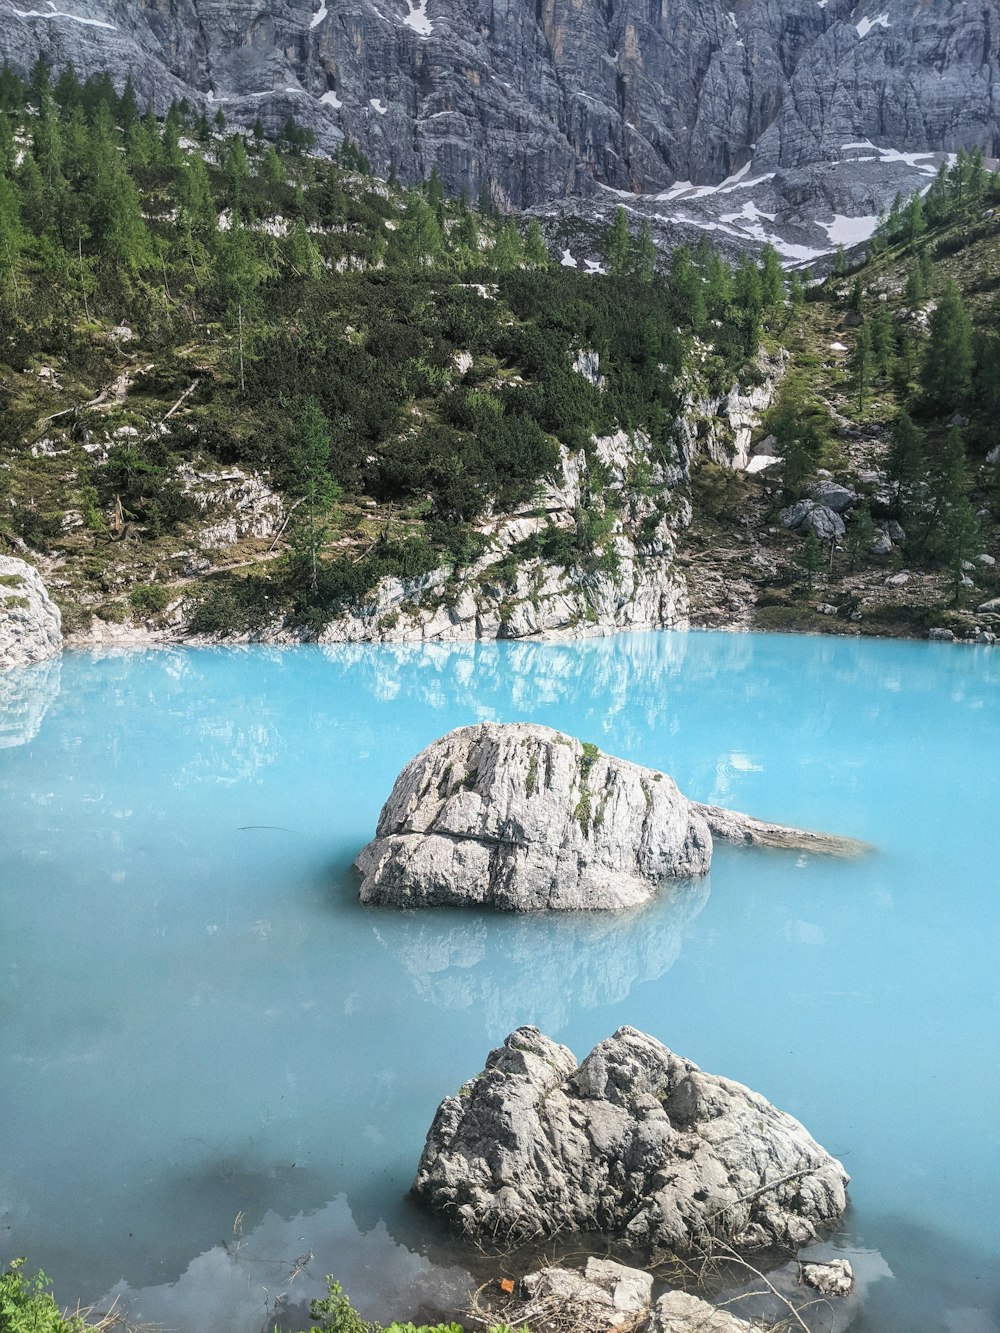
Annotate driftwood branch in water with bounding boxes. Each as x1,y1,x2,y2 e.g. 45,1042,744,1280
693,803,871,857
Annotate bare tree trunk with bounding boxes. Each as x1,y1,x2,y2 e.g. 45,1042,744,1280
238,303,245,394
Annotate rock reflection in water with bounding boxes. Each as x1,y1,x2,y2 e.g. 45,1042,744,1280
0,657,60,748
370,878,710,1038
96,1194,475,1333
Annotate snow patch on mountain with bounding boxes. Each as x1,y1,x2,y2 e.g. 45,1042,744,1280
856,13,890,39
403,0,433,37
12,1,114,29
819,214,880,247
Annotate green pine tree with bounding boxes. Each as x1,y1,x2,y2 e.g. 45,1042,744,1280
605,206,632,277
886,412,924,520
850,323,873,410
921,279,974,414
634,219,657,282
524,218,549,268
289,398,341,596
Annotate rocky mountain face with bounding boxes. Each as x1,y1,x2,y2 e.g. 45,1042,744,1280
2,0,998,253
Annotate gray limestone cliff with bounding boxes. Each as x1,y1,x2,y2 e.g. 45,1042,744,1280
0,556,63,670
412,1025,850,1253
321,429,690,643
1,0,997,247
354,723,866,911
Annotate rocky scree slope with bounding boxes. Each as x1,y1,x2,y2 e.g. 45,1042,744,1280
2,0,998,245
412,1024,850,1253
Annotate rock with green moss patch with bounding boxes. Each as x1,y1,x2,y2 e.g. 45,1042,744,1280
355,722,711,911
0,556,62,670
356,723,867,911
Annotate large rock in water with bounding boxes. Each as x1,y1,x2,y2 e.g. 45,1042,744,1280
412,1025,849,1255
356,723,712,911
0,556,62,670
355,723,867,911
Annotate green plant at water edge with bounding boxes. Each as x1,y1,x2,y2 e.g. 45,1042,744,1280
296,1279,376,1333
0,1259,86,1332
286,1279,473,1333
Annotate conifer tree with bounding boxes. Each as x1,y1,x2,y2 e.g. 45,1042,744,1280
669,245,706,331
260,145,284,189
921,279,974,414
760,243,783,309
886,411,924,519
938,496,981,606
902,194,926,251
0,109,14,174
179,154,217,241
395,194,444,267
286,220,323,278
851,323,872,410
0,173,24,303
846,502,876,570
870,304,895,376
904,264,924,307
799,533,824,590
289,398,340,595
524,219,548,268
491,220,522,270
634,219,657,282
605,206,632,277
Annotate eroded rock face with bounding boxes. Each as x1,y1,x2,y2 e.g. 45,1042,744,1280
0,556,63,670
412,1025,849,1255
356,723,711,911
321,432,690,644
1,0,996,222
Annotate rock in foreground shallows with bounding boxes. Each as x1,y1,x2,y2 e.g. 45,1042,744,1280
356,723,711,911
355,724,867,912
413,1026,849,1256
0,556,62,670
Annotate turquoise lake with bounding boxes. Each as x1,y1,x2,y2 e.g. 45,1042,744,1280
0,631,998,1332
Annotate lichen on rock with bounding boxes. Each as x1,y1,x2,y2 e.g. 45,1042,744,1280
0,556,63,670
355,723,868,912
412,1025,849,1256
355,723,712,911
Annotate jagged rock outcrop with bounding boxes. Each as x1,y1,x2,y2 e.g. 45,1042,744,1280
1,0,997,252
354,723,866,911
0,556,63,670
321,430,690,643
412,1025,850,1253
356,724,712,911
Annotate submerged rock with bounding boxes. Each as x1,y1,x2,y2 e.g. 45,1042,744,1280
0,556,62,670
355,723,868,911
412,1025,849,1255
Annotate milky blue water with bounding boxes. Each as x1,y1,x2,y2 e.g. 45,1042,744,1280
0,632,998,1333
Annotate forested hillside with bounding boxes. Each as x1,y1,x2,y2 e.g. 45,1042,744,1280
1,59,998,643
